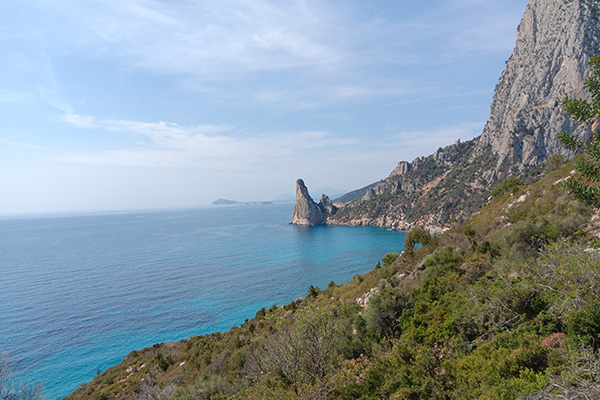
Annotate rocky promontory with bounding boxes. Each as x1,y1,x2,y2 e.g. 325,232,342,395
291,179,337,225
298,0,600,233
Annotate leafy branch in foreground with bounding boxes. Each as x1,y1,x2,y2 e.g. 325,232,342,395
558,55,600,207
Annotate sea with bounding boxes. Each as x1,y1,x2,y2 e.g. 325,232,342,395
0,203,406,399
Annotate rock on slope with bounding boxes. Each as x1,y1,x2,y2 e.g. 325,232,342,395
298,0,600,233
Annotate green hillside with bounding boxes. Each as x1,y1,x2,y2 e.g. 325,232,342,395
65,158,600,399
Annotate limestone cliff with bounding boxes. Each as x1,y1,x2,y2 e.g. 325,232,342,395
477,0,600,179
291,179,337,225
310,0,600,233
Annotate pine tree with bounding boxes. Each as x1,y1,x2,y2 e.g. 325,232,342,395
558,55,600,207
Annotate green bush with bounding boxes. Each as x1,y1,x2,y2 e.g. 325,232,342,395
168,387,191,400
382,252,399,267
566,303,600,349
365,280,413,338
491,177,524,197
405,226,432,251
155,353,174,372
424,245,463,274
307,285,320,298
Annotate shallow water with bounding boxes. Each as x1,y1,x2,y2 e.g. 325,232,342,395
0,203,405,398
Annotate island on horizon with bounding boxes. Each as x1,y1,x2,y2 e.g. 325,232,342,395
211,198,274,206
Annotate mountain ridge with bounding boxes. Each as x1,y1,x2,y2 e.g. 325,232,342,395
293,0,600,233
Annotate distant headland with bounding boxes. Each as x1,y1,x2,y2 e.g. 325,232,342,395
212,198,274,206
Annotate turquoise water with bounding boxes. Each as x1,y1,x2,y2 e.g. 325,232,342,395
0,203,405,399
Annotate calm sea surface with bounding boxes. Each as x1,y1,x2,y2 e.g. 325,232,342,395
0,203,405,399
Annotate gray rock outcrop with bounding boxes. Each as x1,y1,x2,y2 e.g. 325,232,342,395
291,179,338,225
476,0,600,179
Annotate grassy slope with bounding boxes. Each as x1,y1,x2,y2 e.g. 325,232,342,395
67,159,600,400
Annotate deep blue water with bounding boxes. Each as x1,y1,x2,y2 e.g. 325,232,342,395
0,203,405,399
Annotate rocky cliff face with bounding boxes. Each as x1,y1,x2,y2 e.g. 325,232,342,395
297,0,600,233
329,139,494,234
477,0,600,180
291,179,338,225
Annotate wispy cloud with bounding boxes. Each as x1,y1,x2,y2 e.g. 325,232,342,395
101,120,235,147
48,0,345,75
0,0,528,212
258,130,359,149
17,0,524,109
0,137,63,153
53,115,357,170
42,87,97,128
385,122,485,156
60,113,96,128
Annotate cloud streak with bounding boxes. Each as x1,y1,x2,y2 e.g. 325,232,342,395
49,0,345,75
52,109,482,178
53,115,358,171
385,122,485,154
16,0,525,109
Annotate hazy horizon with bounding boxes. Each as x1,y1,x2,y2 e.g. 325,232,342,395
1,0,528,214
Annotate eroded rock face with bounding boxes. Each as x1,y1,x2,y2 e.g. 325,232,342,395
325,0,600,233
291,179,338,225
319,194,338,216
477,0,600,179
390,161,411,177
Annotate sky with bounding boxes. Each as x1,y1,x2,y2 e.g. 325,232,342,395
0,0,529,215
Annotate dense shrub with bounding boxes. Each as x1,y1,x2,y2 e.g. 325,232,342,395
404,226,432,252
381,252,399,267
491,177,524,197
565,303,600,349
364,280,413,338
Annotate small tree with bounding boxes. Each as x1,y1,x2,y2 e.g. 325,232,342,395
307,285,320,298
558,55,600,207
245,305,345,393
404,226,432,255
382,252,399,268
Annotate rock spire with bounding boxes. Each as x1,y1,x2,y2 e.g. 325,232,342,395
291,179,337,225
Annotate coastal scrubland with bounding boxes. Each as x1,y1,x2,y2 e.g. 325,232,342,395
65,157,600,399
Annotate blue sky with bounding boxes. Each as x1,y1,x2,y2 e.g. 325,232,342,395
0,0,527,214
